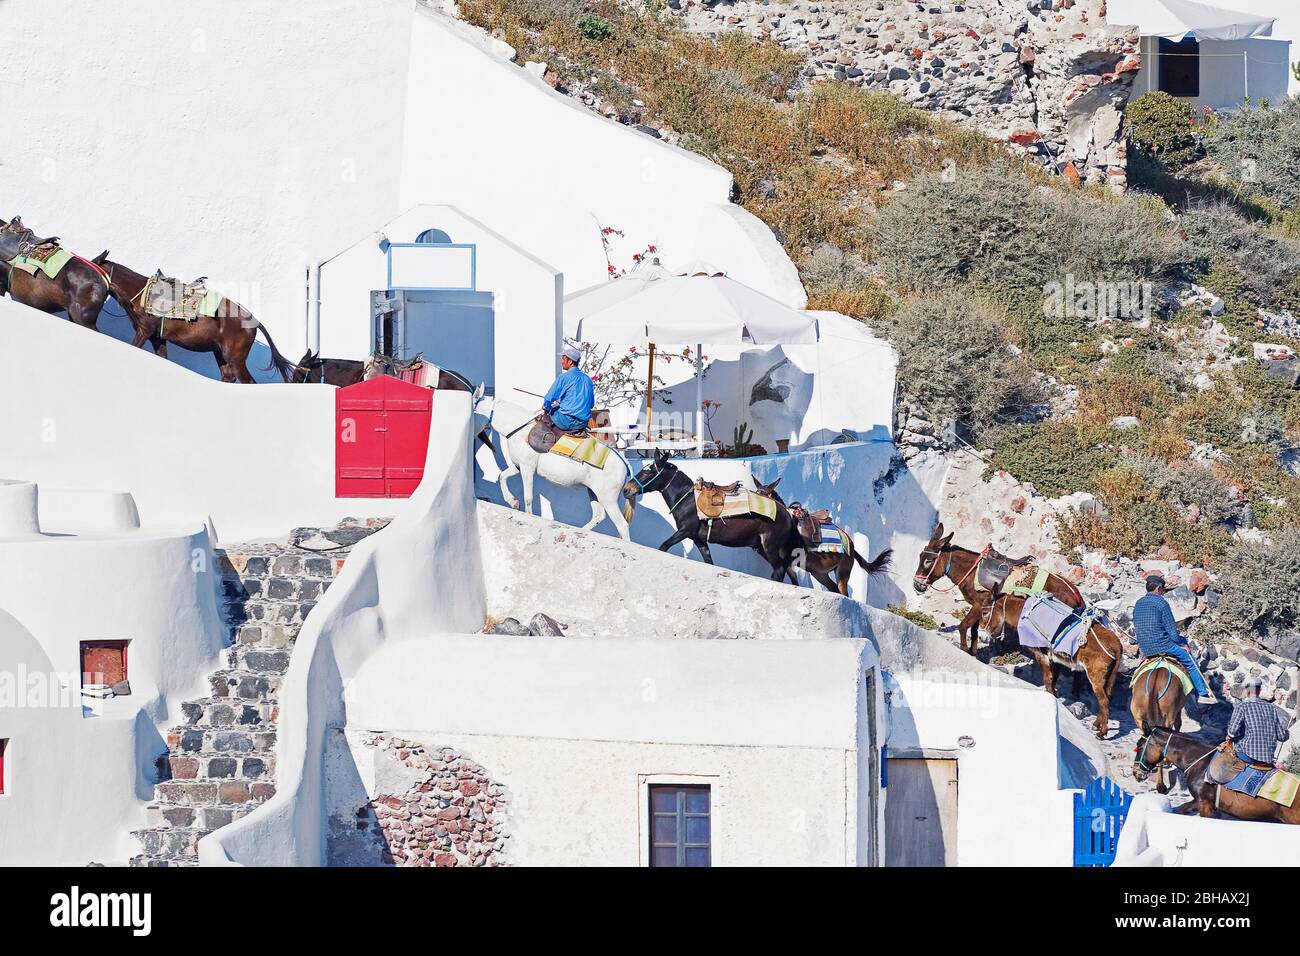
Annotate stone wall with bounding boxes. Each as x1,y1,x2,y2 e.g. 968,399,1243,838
677,0,1139,186
332,734,512,867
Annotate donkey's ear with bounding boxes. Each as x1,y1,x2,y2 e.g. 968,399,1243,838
940,532,954,548
767,477,781,491
932,521,945,540
656,448,669,464
473,382,486,403
93,250,109,265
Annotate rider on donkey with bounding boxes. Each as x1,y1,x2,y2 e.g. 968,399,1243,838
528,345,596,454
542,345,595,435
1209,675,1293,783
1133,573,1216,706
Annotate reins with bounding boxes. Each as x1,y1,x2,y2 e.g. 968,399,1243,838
916,544,988,594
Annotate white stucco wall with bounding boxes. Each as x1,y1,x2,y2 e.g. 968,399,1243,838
317,205,563,400
1115,792,1300,866
885,671,1080,866
0,297,393,542
331,634,879,866
0,0,415,355
0,483,227,865
399,6,805,307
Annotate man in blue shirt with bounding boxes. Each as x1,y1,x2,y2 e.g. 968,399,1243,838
1133,574,1216,705
541,345,595,433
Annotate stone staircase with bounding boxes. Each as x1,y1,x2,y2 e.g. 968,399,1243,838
129,537,355,866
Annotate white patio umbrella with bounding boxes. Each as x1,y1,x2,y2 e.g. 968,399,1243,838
567,273,819,454
1107,0,1274,40
562,260,674,339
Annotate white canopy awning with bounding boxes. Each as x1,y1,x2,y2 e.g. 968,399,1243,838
565,273,819,345
1107,0,1275,41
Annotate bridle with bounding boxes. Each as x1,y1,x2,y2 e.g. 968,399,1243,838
913,543,987,594
1134,727,1216,783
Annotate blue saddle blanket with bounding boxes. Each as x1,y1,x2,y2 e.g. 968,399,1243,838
1017,593,1090,657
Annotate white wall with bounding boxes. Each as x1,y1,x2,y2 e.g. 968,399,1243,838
330,634,878,866
399,7,805,307
0,483,227,865
0,0,414,354
200,390,488,865
1115,792,1300,866
885,670,1079,866
1128,34,1291,109
317,204,563,400
0,297,395,542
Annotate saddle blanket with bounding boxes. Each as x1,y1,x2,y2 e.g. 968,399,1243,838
695,490,778,523
143,276,224,321
1130,656,1193,696
395,360,439,389
549,433,611,469
1017,593,1088,656
811,526,851,554
8,245,72,280
1224,765,1300,807
1001,564,1051,598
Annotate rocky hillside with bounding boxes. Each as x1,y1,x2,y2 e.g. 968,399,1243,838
676,0,1138,187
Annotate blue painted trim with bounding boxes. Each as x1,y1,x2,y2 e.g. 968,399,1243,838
386,242,477,291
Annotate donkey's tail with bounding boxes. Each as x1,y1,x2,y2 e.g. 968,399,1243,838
622,491,637,526
257,322,296,383
853,546,893,577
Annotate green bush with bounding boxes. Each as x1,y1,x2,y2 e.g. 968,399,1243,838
1126,92,1200,169
1206,97,1300,210
875,289,1043,440
1182,202,1300,309
888,605,939,630
1200,529,1300,641
985,420,1112,497
871,164,1190,296
577,13,611,41
1121,453,1241,526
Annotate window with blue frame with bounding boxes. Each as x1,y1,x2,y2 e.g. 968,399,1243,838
649,785,711,867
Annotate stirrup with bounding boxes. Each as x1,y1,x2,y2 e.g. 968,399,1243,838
1197,694,1217,706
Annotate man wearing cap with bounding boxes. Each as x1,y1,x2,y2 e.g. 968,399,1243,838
541,345,595,435
1209,676,1293,783
1132,573,1216,705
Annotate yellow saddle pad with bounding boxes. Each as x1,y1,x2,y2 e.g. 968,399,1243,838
1130,656,1193,695
549,433,611,468
1258,769,1300,807
698,490,777,522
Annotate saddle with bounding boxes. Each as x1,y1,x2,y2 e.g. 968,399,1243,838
694,478,743,519
0,219,58,263
789,503,832,546
527,414,587,455
975,548,1034,593
1129,655,1193,695
142,270,222,321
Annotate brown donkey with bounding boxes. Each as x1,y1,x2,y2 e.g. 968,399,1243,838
1,217,112,330
95,255,294,383
978,594,1124,739
911,522,1083,655
1134,728,1300,824
1129,658,1188,735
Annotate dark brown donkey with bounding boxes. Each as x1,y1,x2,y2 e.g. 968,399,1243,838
623,450,799,581
753,480,892,595
1134,727,1300,824
95,255,294,383
1129,657,1188,734
0,217,112,330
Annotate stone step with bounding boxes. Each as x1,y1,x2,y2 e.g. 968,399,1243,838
161,752,274,783
164,727,278,757
223,646,294,674
222,599,320,629
207,669,282,702
180,697,277,729
150,778,277,808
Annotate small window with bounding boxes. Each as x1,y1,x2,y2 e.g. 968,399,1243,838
0,739,8,795
649,785,711,867
415,228,453,244
81,640,128,691
1158,36,1200,97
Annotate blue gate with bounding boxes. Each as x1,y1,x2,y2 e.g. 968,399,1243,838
1073,777,1133,866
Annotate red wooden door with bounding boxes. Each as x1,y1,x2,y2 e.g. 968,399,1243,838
335,376,433,498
